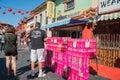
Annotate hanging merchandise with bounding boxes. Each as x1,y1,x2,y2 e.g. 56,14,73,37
8,8,12,12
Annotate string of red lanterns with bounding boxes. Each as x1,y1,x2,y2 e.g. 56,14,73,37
0,6,34,15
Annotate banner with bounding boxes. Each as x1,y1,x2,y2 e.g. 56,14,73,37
47,1,55,18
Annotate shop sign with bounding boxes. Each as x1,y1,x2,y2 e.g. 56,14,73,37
57,11,81,21
47,1,55,18
98,0,120,14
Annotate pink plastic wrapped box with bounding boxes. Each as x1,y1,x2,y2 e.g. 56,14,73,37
71,55,79,71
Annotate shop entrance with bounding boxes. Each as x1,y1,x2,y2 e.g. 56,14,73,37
51,25,83,38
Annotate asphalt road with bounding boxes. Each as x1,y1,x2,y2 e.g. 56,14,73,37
0,45,110,80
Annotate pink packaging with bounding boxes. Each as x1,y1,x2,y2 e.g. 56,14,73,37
51,58,57,72
69,69,79,80
67,54,72,67
56,63,64,76
89,39,96,48
62,66,71,80
52,51,56,59
57,52,63,65
63,52,68,66
71,55,79,71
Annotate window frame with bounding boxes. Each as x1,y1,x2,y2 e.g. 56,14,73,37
63,0,75,11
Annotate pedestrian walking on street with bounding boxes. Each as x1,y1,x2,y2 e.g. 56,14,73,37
0,32,5,52
28,22,47,78
4,26,18,77
25,25,34,61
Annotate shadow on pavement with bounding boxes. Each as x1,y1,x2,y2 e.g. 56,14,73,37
0,57,7,80
17,64,31,76
0,57,20,80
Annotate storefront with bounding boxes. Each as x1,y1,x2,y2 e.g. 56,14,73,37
89,0,120,79
41,18,91,38
95,0,120,68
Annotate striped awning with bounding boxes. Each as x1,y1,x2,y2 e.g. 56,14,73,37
98,12,120,21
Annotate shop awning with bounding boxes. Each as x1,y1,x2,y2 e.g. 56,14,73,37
98,12,120,21
41,18,88,29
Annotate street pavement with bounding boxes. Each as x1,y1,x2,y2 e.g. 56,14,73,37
0,45,110,80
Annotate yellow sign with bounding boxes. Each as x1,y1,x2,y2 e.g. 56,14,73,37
47,1,55,18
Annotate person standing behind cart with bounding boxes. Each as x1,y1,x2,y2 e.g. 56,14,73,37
25,25,34,61
28,22,47,78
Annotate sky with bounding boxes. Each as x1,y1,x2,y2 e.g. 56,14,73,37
0,0,45,27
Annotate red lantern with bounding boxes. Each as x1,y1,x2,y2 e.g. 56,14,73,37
22,12,24,15
26,11,29,14
12,12,15,15
18,10,21,13
30,11,34,15
3,12,6,14
8,8,12,12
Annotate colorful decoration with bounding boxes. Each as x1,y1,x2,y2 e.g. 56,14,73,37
18,10,21,13
25,11,29,14
30,11,34,15
0,5,32,15
12,12,15,15
22,12,24,15
85,7,97,19
8,8,12,12
3,11,6,14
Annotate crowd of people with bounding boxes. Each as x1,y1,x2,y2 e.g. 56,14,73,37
0,22,47,78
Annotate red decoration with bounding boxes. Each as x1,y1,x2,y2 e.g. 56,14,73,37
8,8,12,12
22,12,24,15
26,11,29,14
18,10,21,13
3,12,6,14
12,12,15,15
30,11,34,15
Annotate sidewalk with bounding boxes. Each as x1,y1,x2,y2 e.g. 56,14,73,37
0,45,110,80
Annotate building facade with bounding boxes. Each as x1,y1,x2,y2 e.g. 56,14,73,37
33,1,53,37
43,0,97,38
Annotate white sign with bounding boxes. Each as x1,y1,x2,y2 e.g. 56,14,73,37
99,0,120,14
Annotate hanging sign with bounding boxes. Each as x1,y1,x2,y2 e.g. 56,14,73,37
47,1,55,18
98,0,120,14
57,9,84,21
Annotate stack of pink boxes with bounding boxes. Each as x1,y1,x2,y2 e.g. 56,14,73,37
45,37,96,80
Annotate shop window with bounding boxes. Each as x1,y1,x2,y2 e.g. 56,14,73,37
95,20,120,49
35,16,37,23
64,0,75,11
40,14,42,24
46,17,48,24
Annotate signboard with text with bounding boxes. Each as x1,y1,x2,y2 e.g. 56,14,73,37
57,11,82,21
98,0,120,14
